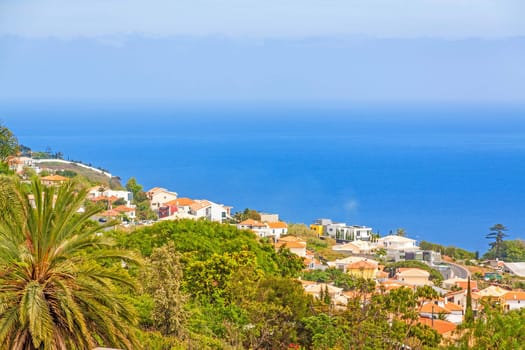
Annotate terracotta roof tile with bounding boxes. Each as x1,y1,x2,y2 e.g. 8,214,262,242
503,291,525,301
420,303,450,314
418,318,457,335
267,221,288,229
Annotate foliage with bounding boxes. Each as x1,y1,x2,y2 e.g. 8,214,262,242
0,122,18,161
483,239,525,262
451,305,525,349
0,176,139,349
112,219,293,275
55,169,77,178
485,223,508,260
126,177,156,220
144,242,188,337
419,240,476,260
301,268,376,291
231,208,261,222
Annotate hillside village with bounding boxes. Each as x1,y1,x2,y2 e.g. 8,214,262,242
6,154,525,345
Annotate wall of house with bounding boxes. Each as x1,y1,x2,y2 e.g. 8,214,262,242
506,300,525,311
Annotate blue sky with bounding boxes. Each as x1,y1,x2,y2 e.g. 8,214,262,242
0,0,524,103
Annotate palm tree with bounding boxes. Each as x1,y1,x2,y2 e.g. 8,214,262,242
486,224,508,260
0,176,139,350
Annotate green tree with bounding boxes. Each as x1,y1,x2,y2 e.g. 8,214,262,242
0,177,139,349
485,224,508,260
465,276,474,324
126,177,143,196
144,242,188,338
0,122,18,161
396,228,407,237
232,208,261,222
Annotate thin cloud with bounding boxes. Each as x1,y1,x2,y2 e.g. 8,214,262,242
0,0,523,39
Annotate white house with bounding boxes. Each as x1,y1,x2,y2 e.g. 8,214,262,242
275,236,307,257
88,187,133,206
377,235,419,250
325,223,373,241
189,199,231,223
332,240,375,254
147,187,178,211
7,156,34,174
503,291,525,311
113,205,136,220
238,219,271,237
267,221,288,237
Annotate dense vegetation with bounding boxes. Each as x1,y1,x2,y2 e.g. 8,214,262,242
419,241,477,260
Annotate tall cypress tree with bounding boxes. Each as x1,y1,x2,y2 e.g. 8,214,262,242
465,276,474,324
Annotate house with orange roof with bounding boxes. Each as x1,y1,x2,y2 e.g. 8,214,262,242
41,174,69,186
189,199,231,223
7,156,34,174
113,205,136,220
332,240,375,254
419,303,450,319
346,260,378,279
275,239,307,257
445,289,482,314
98,209,121,218
238,219,271,237
327,256,379,272
147,187,178,211
303,283,344,302
417,317,457,337
396,268,431,286
267,221,288,236
442,278,478,291
88,187,133,206
158,197,196,218
503,291,525,311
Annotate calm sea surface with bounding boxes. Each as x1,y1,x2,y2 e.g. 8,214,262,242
2,102,525,253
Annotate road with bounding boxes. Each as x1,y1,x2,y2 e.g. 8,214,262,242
444,261,470,279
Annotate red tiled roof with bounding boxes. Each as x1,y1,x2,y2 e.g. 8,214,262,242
275,241,307,249
418,318,456,335
165,197,195,207
420,303,450,314
443,302,464,312
113,205,135,213
99,209,120,217
503,291,525,301
267,221,288,229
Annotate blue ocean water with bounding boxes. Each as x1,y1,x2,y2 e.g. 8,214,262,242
2,102,525,253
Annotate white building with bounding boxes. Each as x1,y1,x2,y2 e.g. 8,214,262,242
147,187,178,211
503,291,525,311
189,199,231,223
88,187,133,206
377,235,419,250
325,223,373,241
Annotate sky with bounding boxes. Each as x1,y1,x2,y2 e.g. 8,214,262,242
0,0,524,103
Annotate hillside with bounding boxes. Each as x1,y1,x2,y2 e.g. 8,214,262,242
38,161,123,189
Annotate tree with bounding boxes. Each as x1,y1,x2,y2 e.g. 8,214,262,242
465,276,474,324
0,122,18,161
395,228,407,237
0,176,139,349
232,208,261,222
144,242,188,338
126,177,143,196
485,224,508,259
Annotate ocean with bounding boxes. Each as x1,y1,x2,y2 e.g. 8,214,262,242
2,102,525,253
